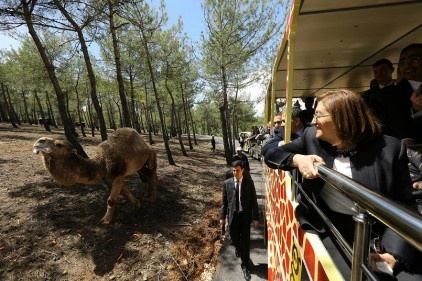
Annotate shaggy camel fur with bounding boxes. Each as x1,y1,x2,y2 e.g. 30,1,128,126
33,128,157,224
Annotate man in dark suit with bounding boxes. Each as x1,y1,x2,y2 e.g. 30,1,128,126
232,147,250,171
369,44,422,143
220,160,259,280
261,106,307,157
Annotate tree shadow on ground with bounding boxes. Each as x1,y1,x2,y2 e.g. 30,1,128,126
5,173,196,277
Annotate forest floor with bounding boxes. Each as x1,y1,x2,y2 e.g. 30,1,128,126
0,123,230,281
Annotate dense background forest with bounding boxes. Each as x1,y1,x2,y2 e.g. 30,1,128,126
0,0,286,164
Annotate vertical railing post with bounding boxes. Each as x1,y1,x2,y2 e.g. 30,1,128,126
351,212,370,281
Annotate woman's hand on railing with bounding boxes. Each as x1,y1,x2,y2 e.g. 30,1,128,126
413,181,422,189
369,252,397,276
292,154,325,179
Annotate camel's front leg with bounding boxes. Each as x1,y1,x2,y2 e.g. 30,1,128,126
100,176,125,225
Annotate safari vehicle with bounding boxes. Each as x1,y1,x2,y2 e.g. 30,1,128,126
262,1,422,280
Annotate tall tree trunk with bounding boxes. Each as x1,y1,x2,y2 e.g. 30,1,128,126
34,90,50,132
139,28,175,165
107,0,131,127
52,0,107,140
21,0,87,157
74,82,86,137
220,66,232,165
21,90,32,125
137,101,145,133
6,87,20,126
165,76,187,156
1,83,17,128
188,105,197,146
86,97,95,137
231,87,240,152
0,100,7,122
180,84,193,150
128,67,141,132
64,91,78,137
170,106,177,137
45,91,57,128
143,84,154,144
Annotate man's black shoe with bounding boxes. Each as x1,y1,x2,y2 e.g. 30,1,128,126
242,266,251,280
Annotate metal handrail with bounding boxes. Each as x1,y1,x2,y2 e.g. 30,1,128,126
317,165,422,251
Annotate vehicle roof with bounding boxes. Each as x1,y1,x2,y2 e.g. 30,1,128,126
269,0,421,99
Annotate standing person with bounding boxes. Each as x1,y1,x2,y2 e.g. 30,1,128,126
211,135,216,152
239,134,245,149
264,89,420,279
369,44,422,143
362,58,396,128
302,96,315,124
220,160,259,281
233,147,250,172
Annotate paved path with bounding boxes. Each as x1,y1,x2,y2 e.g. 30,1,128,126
213,154,268,281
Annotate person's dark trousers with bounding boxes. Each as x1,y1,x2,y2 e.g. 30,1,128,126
229,212,251,268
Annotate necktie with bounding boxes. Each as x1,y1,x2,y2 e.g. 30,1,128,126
235,181,240,212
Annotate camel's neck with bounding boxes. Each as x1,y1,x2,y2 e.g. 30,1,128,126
42,153,105,186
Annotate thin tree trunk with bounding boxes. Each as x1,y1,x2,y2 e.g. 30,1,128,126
0,100,7,122
45,91,57,128
34,90,50,132
180,84,193,150
21,1,87,158
52,0,107,140
107,0,131,127
1,83,17,127
128,67,141,132
165,74,187,156
22,90,32,125
6,87,20,126
86,97,95,137
188,105,197,146
220,66,231,165
139,27,175,165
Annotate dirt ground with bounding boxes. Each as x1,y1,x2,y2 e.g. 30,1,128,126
0,123,229,281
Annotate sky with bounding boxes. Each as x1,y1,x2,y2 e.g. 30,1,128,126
0,0,268,116
0,0,205,51
162,0,204,43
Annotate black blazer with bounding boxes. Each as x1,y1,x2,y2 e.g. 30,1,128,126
264,126,418,265
220,175,259,226
373,79,422,142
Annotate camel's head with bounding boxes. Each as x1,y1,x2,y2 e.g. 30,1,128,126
33,137,77,157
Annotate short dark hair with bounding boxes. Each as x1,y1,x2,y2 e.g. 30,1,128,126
400,43,422,55
373,58,393,68
232,160,244,168
304,96,314,103
291,106,304,123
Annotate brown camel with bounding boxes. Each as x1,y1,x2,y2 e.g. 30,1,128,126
33,127,157,225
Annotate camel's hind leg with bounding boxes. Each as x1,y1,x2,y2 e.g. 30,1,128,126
122,186,141,208
142,150,157,202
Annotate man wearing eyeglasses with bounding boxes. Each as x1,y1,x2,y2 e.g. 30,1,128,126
261,107,306,157
372,43,422,144
272,112,285,135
